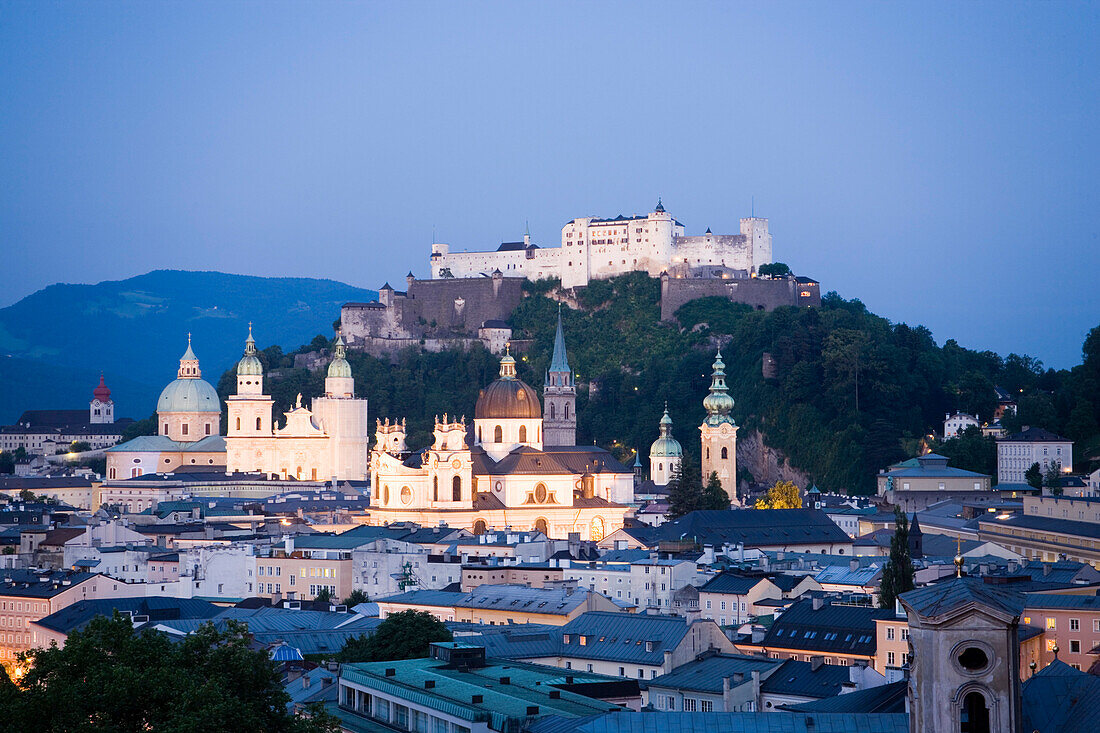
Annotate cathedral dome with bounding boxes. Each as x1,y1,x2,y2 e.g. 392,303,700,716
475,351,542,419
157,377,221,414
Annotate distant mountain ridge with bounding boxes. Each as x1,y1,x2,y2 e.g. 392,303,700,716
0,270,376,424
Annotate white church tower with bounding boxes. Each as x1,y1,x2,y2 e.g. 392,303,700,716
227,325,274,438
649,405,683,486
312,334,369,480
90,374,114,424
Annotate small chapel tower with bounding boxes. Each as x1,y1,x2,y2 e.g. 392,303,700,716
700,349,739,505
649,405,683,487
89,374,114,424
543,309,576,447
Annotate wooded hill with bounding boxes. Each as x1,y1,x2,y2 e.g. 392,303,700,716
215,273,1100,494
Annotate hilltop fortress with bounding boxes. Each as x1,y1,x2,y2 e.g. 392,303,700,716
340,202,817,357
430,199,772,288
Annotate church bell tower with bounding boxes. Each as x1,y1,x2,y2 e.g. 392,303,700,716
700,348,738,505
543,309,576,447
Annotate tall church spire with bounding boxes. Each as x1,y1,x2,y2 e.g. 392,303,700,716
703,349,736,425
549,307,571,374
544,308,576,447
700,347,739,505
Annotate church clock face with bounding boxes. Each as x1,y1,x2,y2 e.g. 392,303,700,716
451,459,462,469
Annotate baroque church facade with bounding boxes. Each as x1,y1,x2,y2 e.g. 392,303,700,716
366,319,633,541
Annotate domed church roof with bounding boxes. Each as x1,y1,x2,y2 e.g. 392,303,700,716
157,336,221,414
475,348,542,420
92,374,111,402
649,405,683,458
236,324,263,376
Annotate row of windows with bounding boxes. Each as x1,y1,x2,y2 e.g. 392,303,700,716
162,422,212,436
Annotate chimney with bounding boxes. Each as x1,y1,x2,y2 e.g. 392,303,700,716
811,655,824,672
1043,563,1052,576
302,675,311,689
850,560,859,572
812,597,824,611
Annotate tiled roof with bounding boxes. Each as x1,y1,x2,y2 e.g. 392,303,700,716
783,679,907,713
699,572,773,595
648,653,780,693
900,578,1025,620
651,510,850,548
759,598,893,656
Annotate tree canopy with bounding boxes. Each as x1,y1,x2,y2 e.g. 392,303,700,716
338,610,452,663
754,480,802,509
880,507,916,608
0,613,337,733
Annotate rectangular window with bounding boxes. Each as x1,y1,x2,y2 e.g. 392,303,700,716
888,652,895,665
684,699,697,712
700,700,713,712
1071,640,1081,653
1071,618,1080,631
1047,618,1057,630
886,627,895,640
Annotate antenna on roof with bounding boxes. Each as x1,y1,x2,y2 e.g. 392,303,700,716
751,196,755,218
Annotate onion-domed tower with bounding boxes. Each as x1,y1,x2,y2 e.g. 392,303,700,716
700,348,738,504
649,404,683,486
227,324,273,439
156,335,221,442
475,346,542,461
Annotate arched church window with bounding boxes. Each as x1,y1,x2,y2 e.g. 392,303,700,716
433,476,439,501
182,424,189,436
236,417,241,431
535,518,548,535
163,423,168,435
296,466,302,479
659,463,663,471
519,425,527,443
550,403,556,420
721,447,728,460
961,691,990,733
383,485,390,504
564,404,570,420
256,417,262,430
706,448,710,460
311,468,317,480
473,519,487,535
590,516,605,542
494,425,503,443
205,423,211,436
478,427,483,443
453,475,462,501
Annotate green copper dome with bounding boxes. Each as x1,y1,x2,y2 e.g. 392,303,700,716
649,406,682,458
703,349,737,425
236,325,263,376
327,334,352,379
159,338,221,413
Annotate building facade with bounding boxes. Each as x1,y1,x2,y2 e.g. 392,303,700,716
997,427,1073,484
429,201,772,289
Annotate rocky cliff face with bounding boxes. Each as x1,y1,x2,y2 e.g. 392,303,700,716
736,427,811,490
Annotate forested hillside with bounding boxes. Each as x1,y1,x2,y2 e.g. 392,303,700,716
219,273,1100,494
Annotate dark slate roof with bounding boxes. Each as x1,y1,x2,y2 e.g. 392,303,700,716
699,572,773,595
1024,593,1100,610
651,510,851,548
647,653,780,693
981,514,1100,541
0,569,98,598
0,476,95,490
528,711,908,733
1022,659,1100,733
998,427,1069,443
899,578,1025,620
759,658,854,698
783,679,908,713
759,598,893,656
33,596,220,634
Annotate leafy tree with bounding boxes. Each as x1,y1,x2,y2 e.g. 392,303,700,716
754,480,802,509
880,506,915,609
1025,462,1043,490
932,426,997,481
1044,461,1063,491
67,441,92,454
343,589,369,607
701,471,730,510
18,489,34,502
338,610,452,662
0,613,337,732
666,463,704,519
0,452,12,475
314,587,333,604
120,414,157,442
757,262,792,277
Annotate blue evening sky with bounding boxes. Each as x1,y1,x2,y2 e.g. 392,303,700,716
2,2,1097,368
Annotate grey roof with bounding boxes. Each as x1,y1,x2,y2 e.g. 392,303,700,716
549,311,571,374
699,572,774,595
981,513,1100,541
649,510,850,549
647,653,780,693
284,667,339,710
759,598,893,656
377,584,597,616
34,596,220,634
0,569,99,598
1024,593,1100,610
1022,659,1100,733
528,711,908,733
783,679,907,713
465,611,695,666
998,427,1069,443
814,564,882,587
759,658,855,698
900,578,1025,620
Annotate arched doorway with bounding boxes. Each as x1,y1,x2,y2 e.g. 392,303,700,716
535,518,548,536
960,691,990,733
